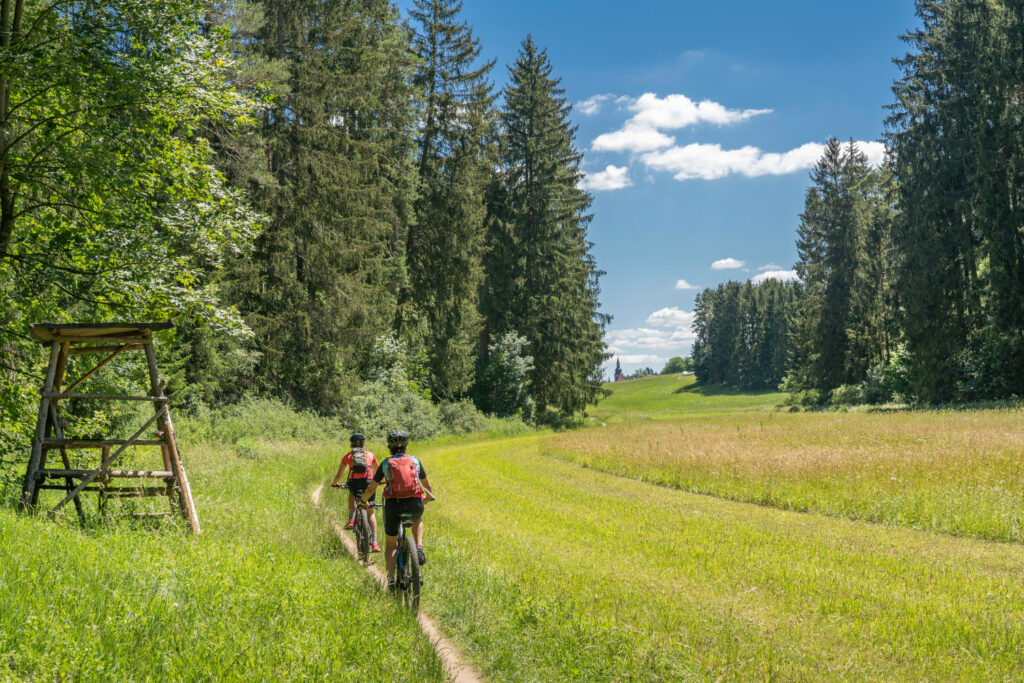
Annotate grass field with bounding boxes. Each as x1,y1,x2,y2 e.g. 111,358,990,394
0,440,444,681
4,374,1024,680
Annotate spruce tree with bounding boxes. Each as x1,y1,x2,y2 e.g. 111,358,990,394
245,0,418,411
402,0,495,400
483,37,608,414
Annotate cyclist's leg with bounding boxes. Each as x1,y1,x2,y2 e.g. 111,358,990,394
382,498,402,580
411,518,424,546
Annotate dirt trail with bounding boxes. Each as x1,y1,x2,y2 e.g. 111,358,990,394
311,485,482,683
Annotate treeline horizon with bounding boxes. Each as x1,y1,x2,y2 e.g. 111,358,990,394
692,0,1024,405
0,0,608,487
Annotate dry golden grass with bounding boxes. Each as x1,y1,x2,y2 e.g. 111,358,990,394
545,408,1024,541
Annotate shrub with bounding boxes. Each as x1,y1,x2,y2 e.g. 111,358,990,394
830,384,863,406
345,380,439,441
175,397,343,444
438,399,487,434
475,332,535,418
860,364,894,404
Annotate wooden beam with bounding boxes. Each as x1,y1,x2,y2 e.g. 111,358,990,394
47,336,149,344
38,469,174,479
63,344,132,393
36,485,168,497
42,392,167,402
43,439,165,450
19,342,60,511
68,344,144,356
48,407,167,516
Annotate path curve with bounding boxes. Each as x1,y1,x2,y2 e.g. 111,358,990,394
312,485,482,683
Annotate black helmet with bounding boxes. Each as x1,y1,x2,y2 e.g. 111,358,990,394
349,432,365,447
386,430,409,450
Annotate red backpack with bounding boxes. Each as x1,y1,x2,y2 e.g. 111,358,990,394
386,455,423,499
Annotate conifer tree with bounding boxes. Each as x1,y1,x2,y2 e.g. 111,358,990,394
402,0,495,400
483,37,608,414
245,0,418,410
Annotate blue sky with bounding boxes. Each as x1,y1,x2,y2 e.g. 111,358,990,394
396,0,921,377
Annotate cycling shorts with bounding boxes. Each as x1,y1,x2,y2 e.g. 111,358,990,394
347,478,376,503
383,497,424,537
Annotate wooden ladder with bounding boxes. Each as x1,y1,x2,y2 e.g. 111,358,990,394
18,322,200,534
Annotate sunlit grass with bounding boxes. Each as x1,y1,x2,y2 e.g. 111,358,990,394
397,435,1024,680
546,408,1024,542
588,374,785,423
0,439,444,681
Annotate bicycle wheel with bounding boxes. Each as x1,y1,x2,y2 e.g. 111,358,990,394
402,533,421,613
355,509,370,562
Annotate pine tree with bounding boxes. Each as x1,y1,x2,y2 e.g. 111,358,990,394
402,0,495,400
245,0,418,411
482,37,608,414
790,139,869,393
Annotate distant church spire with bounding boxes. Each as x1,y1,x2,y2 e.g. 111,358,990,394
614,357,625,382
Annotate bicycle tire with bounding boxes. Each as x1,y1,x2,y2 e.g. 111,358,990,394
355,508,370,562
403,533,421,613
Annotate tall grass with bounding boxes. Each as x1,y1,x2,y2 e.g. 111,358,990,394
545,408,1024,542
402,435,1024,681
0,437,444,680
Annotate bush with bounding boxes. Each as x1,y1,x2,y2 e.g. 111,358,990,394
830,384,863,406
860,364,894,404
475,332,535,418
438,399,487,434
175,397,343,444
344,380,439,441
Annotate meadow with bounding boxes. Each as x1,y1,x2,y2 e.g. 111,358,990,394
4,375,1024,680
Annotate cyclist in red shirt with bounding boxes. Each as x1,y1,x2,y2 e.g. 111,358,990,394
356,430,434,591
331,432,380,552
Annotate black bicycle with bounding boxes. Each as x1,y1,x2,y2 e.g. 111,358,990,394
394,511,422,612
334,482,376,564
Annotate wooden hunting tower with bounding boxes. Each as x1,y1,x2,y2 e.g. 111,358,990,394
19,322,200,534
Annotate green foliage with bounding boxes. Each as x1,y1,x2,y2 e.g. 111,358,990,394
481,36,608,415
625,367,656,380
400,0,495,400
344,380,440,441
437,399,488,434
661,356,692,374
474,331,534,418
887,0,1024,402
175,397,344,445
363,333,431,396
692,279,799,389
830,383,864,406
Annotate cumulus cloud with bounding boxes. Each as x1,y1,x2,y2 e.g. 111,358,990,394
576,93,614,116
617,354,666,365
751,269,799,284
580,165,633,191
675,279,698,290
640,140,886,181
646,307,696,329
592,93,771,154
711,257,745,270
758,263,784,272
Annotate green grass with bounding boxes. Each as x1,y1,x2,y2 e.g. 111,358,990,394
587,374,785,423
390,434,1024,680
0,439,444,681
560,380,1024,543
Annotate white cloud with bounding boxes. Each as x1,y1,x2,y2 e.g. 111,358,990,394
757,263,783,272
580,165,633,191
617,354,665,365
751,269,799,284
646,307,695,329
711,257,745,270
576,93,614,116
592,123,676,153
675,279,698,290
640,140,886,181
591,92,771,154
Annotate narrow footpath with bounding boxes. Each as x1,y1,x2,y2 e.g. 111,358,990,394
311,485,482,683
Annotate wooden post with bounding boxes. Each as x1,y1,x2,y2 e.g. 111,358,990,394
19,342,60,511
143,335,200,534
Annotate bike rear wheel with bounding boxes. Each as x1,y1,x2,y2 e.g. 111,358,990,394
402,533,421,613
355,508,370,562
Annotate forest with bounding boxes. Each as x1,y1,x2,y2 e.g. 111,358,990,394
692,1,1024,405
0,0,608,496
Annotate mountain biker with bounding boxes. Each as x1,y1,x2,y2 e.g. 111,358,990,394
331,432,380,552
355,430,434,592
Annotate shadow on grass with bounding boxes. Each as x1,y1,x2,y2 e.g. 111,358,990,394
673,382,778,397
